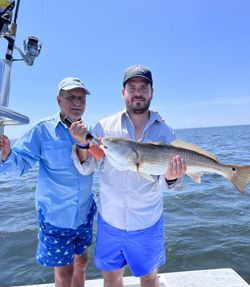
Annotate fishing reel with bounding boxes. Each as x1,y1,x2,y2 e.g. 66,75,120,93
0,1,42,65
14,36,42,66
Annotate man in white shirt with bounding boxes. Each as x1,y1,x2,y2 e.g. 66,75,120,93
70,64,186,287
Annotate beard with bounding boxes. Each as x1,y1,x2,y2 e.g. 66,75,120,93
126,97,151,114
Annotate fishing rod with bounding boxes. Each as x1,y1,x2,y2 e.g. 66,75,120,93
62,116,105,160
0,0,42,161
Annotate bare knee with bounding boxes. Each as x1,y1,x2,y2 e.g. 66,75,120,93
74,251,89,273
140,270,159,287
55,265,74,287
103,269,124,287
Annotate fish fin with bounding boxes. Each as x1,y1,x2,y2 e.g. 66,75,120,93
226,164,250,194
135,162,141,180
134,156,155,181
134,158,155,182
171,139,217,161
147,141,165,146
136,162,139,174
186,171,203,183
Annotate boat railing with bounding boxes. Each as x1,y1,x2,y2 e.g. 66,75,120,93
0,59,30,125
0,58,30,161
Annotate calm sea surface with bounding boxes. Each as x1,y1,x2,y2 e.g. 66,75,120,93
0,125,250,286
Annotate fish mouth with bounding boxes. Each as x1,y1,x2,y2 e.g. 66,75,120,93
100,143,108,150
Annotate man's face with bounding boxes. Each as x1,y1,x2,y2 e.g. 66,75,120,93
57,88,86,120
122,77,153,114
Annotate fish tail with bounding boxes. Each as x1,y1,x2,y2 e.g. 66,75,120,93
225,165,250,194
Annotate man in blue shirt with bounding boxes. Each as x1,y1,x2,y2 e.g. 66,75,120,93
70,65,187,287
0,77,96,287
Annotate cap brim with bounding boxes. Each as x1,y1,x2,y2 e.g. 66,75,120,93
61,84,90,95
123,75,152,86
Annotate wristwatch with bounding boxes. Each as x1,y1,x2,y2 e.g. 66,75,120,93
76,143,90,149
165,178,178,185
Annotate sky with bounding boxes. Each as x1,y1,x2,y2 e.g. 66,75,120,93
1,0,250,139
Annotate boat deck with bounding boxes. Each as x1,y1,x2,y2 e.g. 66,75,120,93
13,268,249,287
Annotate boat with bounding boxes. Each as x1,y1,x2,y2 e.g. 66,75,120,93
9,268,250,287
1,3,250,287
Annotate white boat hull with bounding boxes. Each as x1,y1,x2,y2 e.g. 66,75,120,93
12,268,250,287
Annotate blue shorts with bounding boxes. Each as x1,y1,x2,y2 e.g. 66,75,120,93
95,214,166,277
36,201,96,267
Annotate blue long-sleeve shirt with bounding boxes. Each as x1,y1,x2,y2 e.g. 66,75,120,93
0,112,94,229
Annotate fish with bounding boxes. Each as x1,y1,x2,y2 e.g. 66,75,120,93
101,137,250,194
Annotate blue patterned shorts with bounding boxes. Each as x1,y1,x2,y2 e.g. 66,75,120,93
36,201,96,267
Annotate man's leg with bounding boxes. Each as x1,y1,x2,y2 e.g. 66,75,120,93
54,250,89,287
140,269,159,287
95,215,127,287
72,251,89,287
103,268,124,287
54,264,73,287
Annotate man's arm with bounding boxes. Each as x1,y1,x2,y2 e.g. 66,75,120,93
69,121,102,175
69,120,90,163
0,128,40,176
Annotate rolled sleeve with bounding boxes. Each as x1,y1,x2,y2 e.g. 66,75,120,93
71,144,99,175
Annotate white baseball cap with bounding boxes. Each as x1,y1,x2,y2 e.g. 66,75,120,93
57,77,90,95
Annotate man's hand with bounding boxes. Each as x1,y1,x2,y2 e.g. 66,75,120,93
69,120,89,145
165,155,186,181
0,135,11,161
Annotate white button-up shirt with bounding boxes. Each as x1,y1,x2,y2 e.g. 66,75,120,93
72,110,176,231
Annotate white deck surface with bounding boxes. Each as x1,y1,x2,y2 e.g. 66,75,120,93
13,268,250,287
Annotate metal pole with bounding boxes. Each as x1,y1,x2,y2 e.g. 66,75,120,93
13,0,20,24
5,0,20,60
1,0,20,161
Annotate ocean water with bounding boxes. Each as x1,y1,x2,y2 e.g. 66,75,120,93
0,125,250,286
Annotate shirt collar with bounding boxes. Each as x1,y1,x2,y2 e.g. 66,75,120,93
50,111,64,129
121,109,162,124
149,110,163,123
